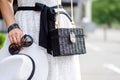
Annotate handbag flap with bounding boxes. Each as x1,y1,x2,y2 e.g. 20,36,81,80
50,28,84,38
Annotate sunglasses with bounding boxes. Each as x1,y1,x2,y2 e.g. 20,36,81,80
9,34,33,55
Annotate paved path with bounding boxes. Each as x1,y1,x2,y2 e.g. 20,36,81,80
80,28,120,80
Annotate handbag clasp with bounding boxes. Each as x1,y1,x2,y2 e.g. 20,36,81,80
70,32,76,43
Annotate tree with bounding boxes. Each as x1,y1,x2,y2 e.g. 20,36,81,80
92,0,120,28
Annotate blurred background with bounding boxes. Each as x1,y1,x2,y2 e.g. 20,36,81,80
0,0,120,80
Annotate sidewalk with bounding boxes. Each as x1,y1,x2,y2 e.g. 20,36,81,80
80,27,120,80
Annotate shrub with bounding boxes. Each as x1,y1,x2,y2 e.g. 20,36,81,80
0,33,6,49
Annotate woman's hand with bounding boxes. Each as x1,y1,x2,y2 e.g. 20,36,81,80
8,28,24,45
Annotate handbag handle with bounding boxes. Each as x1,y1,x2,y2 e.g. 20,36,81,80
55,0,76,28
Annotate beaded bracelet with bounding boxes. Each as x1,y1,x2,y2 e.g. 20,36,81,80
8,23,20,33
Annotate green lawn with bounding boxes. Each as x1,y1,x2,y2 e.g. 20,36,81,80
112,23,120,29
96,23,120,29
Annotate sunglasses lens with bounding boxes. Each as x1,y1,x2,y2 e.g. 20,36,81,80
9,43,20,55
21,34,33,47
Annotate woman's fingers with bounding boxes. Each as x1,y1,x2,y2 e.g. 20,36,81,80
16,35,21,44
13,36,17,44
9,35,13,44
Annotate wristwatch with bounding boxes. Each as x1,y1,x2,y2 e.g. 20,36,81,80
8,23,20,33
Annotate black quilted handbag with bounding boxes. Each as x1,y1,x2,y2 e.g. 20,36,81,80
50,27,86,56
49,2,86,56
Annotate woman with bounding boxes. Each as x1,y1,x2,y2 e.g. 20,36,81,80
0,0,81,80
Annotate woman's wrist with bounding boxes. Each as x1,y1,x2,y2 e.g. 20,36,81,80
8,23,20,33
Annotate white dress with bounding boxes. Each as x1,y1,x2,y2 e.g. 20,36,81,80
0,0,81,80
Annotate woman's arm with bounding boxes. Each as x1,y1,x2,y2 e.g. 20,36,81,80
0,0,15,27
0,0,23,44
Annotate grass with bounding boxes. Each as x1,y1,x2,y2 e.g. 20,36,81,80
96,23,120,29
112,23,120,29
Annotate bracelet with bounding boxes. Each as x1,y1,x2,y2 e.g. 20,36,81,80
8,23,20,33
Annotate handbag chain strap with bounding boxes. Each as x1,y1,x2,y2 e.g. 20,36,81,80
55,0,76,28
55,0,60,28
71,0,75,27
